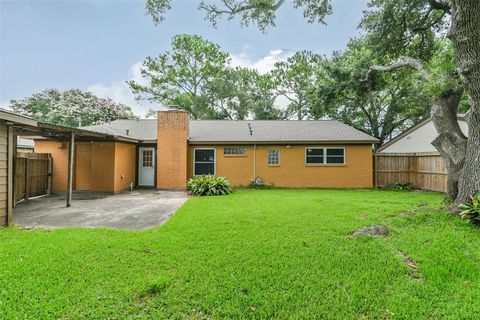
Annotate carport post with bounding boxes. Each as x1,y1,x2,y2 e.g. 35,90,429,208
66,132,75,207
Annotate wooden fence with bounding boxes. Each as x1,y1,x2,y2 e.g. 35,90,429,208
374,153,447,192
15,152,52,203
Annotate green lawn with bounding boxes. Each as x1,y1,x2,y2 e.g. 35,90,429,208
1,189,479,319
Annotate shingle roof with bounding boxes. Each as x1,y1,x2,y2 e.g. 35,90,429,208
82,119,379,144
82,119,157,141
189,120,378,143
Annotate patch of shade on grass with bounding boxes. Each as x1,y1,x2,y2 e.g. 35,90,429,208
0,189,479,319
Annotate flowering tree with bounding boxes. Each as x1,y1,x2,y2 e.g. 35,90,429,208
9,89,135,127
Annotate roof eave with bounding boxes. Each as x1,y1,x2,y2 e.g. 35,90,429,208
0,109,38,126
188,140,379,145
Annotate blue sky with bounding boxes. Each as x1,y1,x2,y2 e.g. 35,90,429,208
0,0,368,116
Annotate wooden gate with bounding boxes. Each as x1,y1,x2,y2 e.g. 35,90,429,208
15,152,52,203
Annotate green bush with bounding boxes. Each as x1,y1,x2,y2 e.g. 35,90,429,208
460,192,480,225
187,176,232,196
391,182,417,191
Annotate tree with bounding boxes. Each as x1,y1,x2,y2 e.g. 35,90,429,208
202,67,282,120
311,37,431,146
271,51,321,120
9,89,134,127
448,1,480,204
361,0,479,204
128,34,229,119
145,108,158,118
145,0,332,31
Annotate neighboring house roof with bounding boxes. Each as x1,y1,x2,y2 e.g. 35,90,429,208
17,137,35,149
82,119,379,144
378,114,468,153
82,119,157,141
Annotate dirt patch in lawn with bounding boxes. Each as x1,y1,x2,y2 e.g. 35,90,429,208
352,225,389,236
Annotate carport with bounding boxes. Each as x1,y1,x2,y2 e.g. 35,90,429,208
13,189,188,230
0,109,138,226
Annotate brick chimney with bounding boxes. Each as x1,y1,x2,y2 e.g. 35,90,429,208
156,110,189,189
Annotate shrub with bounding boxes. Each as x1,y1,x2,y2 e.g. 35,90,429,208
391,183,417,191
459,192,480,225
187,176,232,196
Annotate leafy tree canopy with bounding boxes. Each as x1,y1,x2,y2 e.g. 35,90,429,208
271,51,322,120
360,0,451,60
9,89,135,127
311,36,432,146
145,0,332,31
129,34,284,120
203,67,281,120
128,34,229,119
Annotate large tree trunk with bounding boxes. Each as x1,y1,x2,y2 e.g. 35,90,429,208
431,89,467,200
449,0,480,204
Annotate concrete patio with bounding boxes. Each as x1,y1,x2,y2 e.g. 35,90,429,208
13,189,189,230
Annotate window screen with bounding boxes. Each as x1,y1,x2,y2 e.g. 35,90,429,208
306,148,324,164
326,148,345,164
268,149,280,165
194,149,215,175
306,148,344,164
224,147,247,156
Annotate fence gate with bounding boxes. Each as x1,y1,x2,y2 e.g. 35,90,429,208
15,152,52,203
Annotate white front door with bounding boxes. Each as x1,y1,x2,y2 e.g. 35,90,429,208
138,147,155,186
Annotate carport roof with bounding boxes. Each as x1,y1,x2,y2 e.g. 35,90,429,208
0,109,138,142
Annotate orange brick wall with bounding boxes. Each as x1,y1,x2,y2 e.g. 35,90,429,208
35,140,135,193
156,111,189,189
187,144,373,188
35,140,69,192
113,142,136,192
90,142,115,192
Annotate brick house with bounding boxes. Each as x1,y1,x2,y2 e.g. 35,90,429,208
34,110,379,192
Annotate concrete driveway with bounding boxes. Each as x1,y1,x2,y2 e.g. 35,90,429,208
13,190,189,230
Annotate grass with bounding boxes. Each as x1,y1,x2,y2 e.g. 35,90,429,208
1,189,479,319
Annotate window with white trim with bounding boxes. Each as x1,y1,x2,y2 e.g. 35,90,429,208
194,149,215,175
268,149,280,166
306,148,345,164
224,146,246,156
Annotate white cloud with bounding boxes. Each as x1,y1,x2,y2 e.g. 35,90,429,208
86,62,157,117
0,101,12,110
230,49,292,74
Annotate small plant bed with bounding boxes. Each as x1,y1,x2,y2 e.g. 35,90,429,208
460,192,480,225
187,176,232,196
1,189,480,318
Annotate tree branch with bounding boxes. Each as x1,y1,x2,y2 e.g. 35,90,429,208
428,0,451,14
199,0,286,17
365,57,429,90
